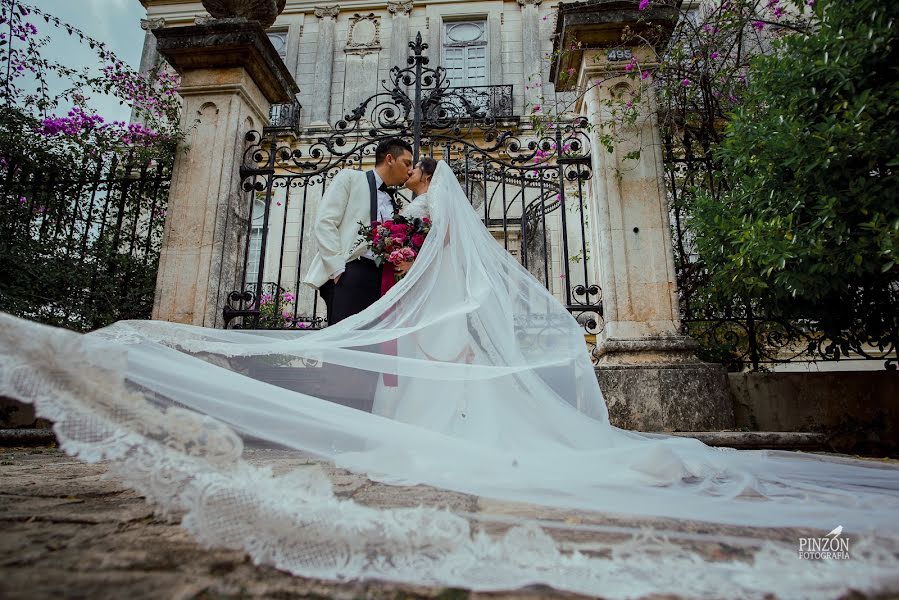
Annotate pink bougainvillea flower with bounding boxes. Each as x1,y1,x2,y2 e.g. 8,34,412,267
641,70,650,80
752,20,765,31
638,0,650,10
710,52,719,59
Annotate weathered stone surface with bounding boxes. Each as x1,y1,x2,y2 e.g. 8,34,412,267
0,448,592,600
154,20,299,104
596,362,735,431
201,0,287,29
730,370,899,455
1,448,897,599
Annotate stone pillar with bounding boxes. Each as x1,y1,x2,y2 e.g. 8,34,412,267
344,13,382,117
550,4,734,432
130,17,165,125
151,21,300,327
487,12,503,86
387,0,413,72
518,0,542,111
311,5,340,125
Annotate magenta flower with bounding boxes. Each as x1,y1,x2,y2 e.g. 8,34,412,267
641,70,650,80
638,0,650,10
681,78,691,86
752,20,765,31
710,52,719,59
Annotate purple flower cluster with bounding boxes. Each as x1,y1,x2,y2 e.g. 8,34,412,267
40,107,160,146
101,64,177,119
41,107,106,136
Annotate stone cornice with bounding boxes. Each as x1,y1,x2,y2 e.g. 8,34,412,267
141,17,166,30
154,20,300,103
548,0,679,89
313,5,340,19
386,0,414,16
517,0,543,6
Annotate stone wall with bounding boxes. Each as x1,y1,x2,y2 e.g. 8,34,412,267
730,371,899,454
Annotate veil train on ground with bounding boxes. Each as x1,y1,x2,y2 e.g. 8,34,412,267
1,160,898,599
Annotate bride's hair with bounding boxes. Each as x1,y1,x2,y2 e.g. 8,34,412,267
419,157,437,184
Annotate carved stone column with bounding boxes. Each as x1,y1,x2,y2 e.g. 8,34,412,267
130,18,165,125
550,4,734,432
518,0,543,112
151,21,299,327
310,5,340,125
387,0,413,73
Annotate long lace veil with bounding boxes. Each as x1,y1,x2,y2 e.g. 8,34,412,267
1,159,898,598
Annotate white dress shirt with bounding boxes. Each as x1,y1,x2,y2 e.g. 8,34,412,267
331,169,394,279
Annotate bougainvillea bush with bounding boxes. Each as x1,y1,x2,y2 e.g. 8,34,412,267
0,0,183,330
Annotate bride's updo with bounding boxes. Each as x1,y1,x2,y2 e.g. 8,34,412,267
419,156,437,186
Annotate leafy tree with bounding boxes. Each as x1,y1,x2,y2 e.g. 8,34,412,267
692,0,898,362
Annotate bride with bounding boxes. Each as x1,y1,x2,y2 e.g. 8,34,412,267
1,159,898,599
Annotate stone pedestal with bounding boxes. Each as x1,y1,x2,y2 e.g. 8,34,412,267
151,21,299,327
550,3,734,431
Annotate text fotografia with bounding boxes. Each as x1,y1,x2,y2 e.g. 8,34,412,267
798,526,851,560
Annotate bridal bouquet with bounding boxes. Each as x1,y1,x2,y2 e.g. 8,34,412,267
357,215,431,274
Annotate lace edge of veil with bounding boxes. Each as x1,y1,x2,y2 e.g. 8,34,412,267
1,313,899,600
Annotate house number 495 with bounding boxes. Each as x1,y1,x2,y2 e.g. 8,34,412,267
607,49,632,61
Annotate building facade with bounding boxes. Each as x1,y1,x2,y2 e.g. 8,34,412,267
137,0,600,331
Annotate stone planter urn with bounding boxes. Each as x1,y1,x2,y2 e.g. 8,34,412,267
201,0,287,28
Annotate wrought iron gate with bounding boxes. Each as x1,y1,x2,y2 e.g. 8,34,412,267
225,32,602,345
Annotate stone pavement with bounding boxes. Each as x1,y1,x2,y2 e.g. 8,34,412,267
1,447,897,600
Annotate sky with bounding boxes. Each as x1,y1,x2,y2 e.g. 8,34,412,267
29,0,146,121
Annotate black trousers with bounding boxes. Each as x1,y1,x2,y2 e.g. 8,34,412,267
319,257,381,325
317,258,381,414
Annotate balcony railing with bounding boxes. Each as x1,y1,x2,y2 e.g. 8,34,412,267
443,84,514,119
265,98,302,135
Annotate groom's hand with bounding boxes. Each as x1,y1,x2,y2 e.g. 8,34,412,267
394,261,413,277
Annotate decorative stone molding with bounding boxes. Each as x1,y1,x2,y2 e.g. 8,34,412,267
517,0,542,6
141,17,166,31
313,5,340,19
387,0,414,16
194,15,217,26
345,13,381,56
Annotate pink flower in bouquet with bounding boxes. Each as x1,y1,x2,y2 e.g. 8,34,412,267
411,233,425,249
392,233,407,245
387,247,417,265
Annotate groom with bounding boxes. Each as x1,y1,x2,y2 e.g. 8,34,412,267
303,138,414,325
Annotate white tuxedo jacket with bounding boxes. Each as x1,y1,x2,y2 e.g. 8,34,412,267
302,169,380,290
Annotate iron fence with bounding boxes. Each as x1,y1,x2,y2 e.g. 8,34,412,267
0,151,172,331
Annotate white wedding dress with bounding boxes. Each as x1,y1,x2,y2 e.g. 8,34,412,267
1,160,899,599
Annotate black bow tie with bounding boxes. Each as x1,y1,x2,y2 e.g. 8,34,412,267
378,182,396,198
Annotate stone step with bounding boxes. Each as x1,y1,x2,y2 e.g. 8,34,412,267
2,428,828,452
0,428,56,447
668,431,827,451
